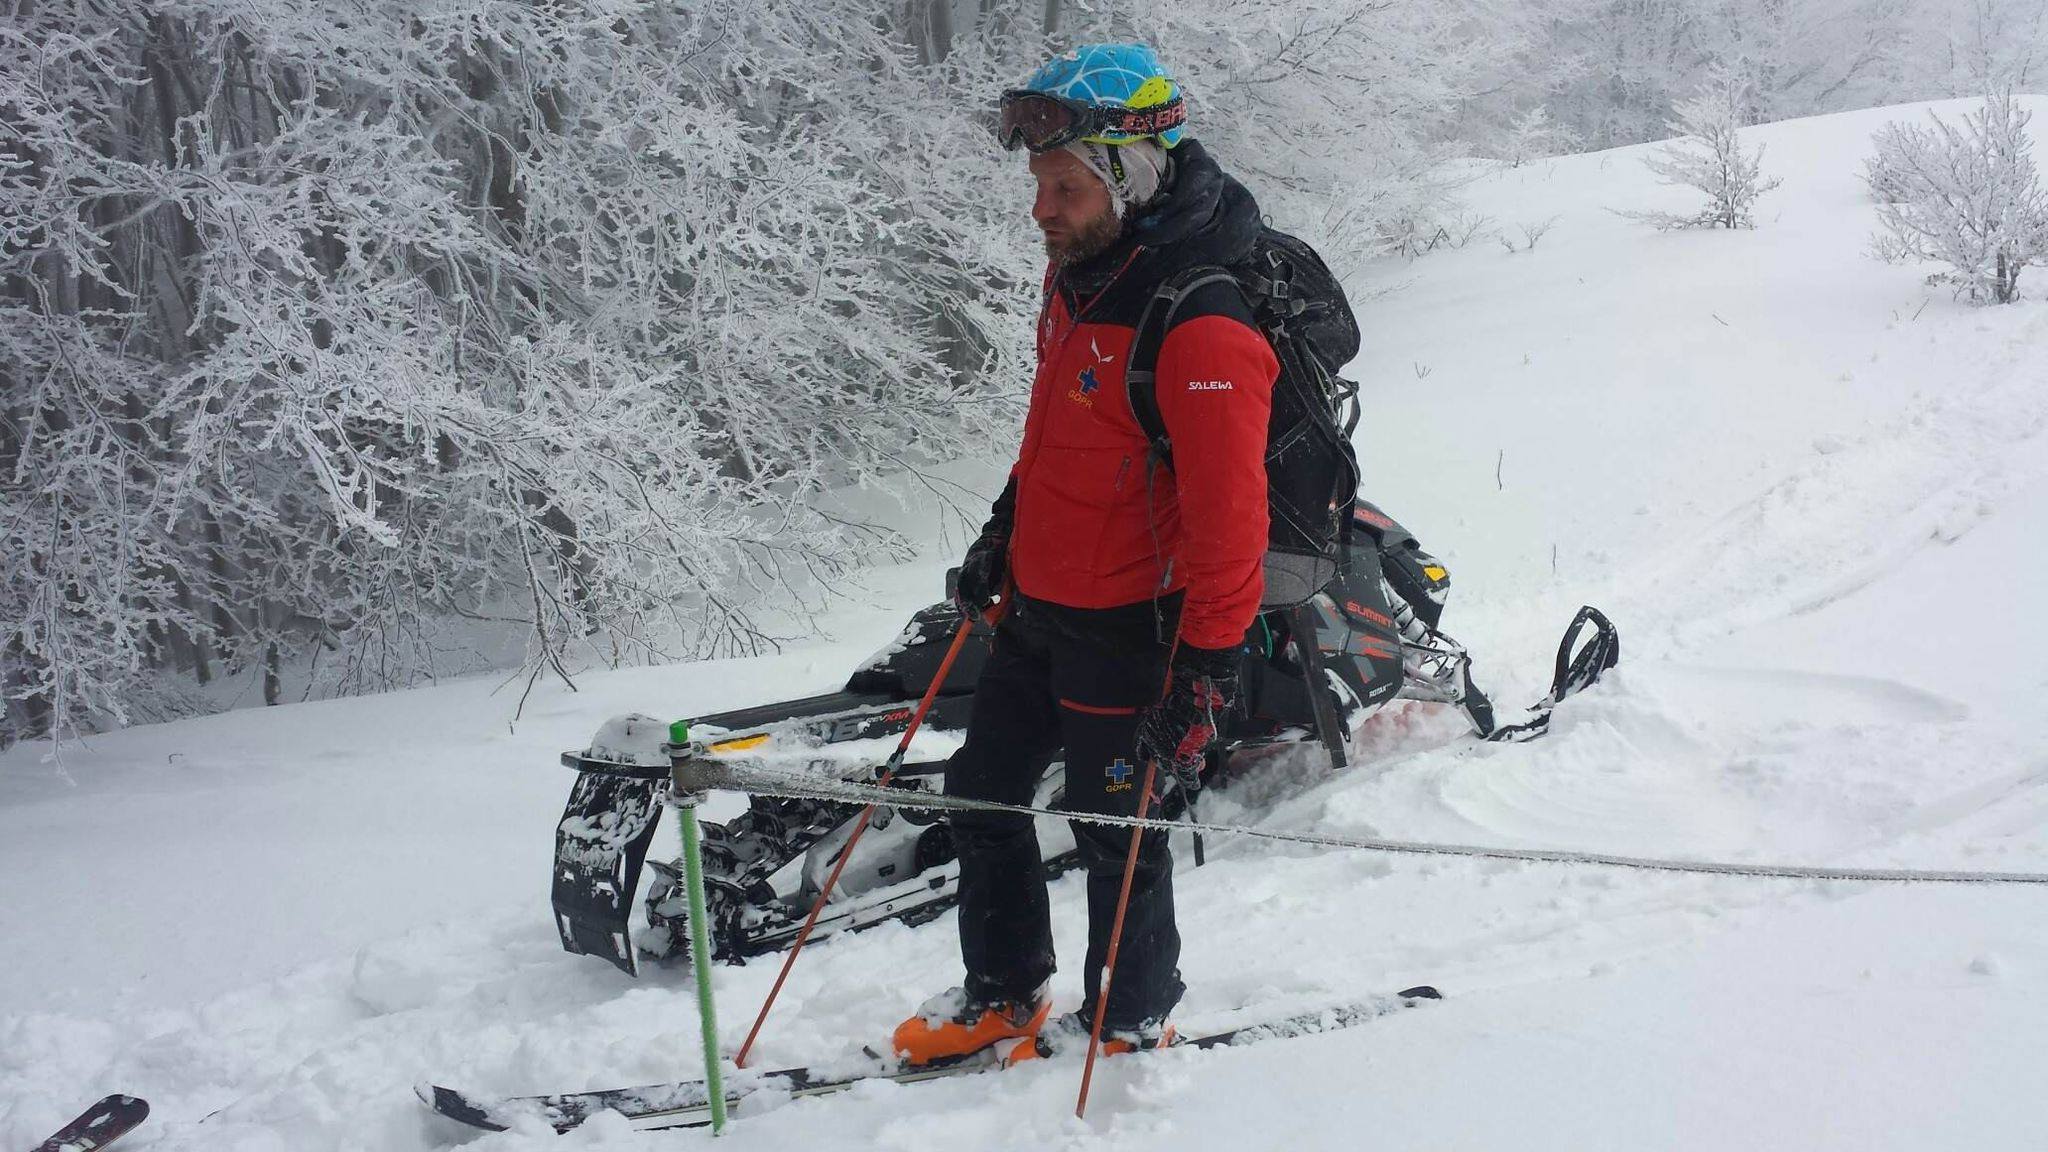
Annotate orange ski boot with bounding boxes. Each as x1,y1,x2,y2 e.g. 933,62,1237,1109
1000,1011,1175,1065
891,986,1052,1067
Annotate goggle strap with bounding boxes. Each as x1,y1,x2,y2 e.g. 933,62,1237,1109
1096,96,1186,140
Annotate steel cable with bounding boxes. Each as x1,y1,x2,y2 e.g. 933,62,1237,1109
674,759,2048,887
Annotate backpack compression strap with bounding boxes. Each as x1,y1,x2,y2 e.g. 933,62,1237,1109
1124,266,1248,471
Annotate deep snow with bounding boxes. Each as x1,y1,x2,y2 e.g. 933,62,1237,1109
4,98,2045,1151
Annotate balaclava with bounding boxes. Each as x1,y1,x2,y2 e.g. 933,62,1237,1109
1063,138,1170,218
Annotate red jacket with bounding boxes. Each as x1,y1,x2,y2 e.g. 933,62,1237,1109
1005,142,1278,652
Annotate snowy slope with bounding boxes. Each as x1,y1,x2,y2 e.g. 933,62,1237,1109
5,99,2047,1151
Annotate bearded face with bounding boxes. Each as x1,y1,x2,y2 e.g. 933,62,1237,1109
1027,149,1123,265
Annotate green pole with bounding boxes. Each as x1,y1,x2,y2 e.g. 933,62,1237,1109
675,789,729,1134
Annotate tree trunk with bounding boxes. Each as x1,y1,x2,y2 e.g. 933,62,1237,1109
264,640,282,707
918,0,954,65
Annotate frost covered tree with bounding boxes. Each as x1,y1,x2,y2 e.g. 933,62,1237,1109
1497,105,1583,168
1517,0,1916,151
1201,0,2038,160
1122,0,1522,273
1909,0,2048,95
0,2,1035,744
1718,0,1916,124
1620,61,1784,229
0,0,1503,746
1866,92,2048,303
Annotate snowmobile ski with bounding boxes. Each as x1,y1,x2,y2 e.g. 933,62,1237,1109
419,986,1441,1134
27,1095,148,1152
1480,604,1621,744
1545,605,1620,707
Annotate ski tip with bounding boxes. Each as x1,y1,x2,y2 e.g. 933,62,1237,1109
86,1094,148,1117
418,1083,511,1132
1395,985,1442,1001
31,1096,151,1152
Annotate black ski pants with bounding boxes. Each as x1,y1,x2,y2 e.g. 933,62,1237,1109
946,591,1185,1030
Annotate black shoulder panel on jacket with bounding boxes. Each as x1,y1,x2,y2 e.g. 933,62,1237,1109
1161,275,1258,339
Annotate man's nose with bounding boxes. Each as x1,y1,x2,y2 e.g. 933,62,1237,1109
1032,187,1059,224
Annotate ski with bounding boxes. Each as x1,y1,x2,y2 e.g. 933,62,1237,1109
27,1095,148,1152
420,986,1441,1134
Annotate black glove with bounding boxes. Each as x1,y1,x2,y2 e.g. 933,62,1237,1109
1136,644,1240,794
953,478,1016,619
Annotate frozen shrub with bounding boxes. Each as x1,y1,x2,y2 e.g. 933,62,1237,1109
1866,92,2048,304
1619,61,1784,230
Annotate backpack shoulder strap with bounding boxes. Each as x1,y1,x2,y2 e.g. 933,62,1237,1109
1124,265,1249,469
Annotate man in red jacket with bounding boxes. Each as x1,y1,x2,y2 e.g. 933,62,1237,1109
893,44,1278,1065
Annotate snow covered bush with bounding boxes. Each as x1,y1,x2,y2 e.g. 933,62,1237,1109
1865,92,2048,303
1498,217,1562,253
1620,61,1785,230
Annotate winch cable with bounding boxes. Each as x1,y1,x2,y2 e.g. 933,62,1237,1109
674,758,2048,888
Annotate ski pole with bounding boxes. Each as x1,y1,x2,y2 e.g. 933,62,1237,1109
1075,755,1160,1120
735,610,986,1069
673,793,729,1134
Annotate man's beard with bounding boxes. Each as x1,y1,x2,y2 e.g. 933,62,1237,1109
1044,204,1124,265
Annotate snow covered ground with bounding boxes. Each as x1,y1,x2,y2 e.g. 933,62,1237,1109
5,99,2046,1150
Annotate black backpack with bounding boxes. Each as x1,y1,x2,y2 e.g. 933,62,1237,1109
1125,226,1364,608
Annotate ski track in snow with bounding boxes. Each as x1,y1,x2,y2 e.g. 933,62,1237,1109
5,99,2048,1150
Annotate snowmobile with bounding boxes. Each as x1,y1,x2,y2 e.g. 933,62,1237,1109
549,498,1619,977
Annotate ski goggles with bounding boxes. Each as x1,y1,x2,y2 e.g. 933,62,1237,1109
995,89,1187,153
